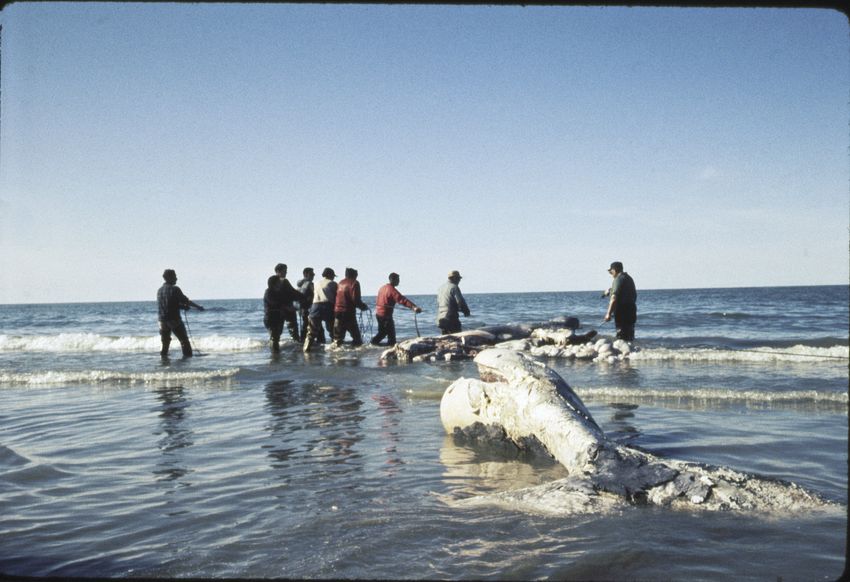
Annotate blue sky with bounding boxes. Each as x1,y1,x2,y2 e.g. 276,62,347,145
1,4,847,303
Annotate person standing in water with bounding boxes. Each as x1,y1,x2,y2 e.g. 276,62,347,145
333,267,369,347
296,267,315,343
603,261,637,342
263,275,285,353
436,270,470,334
370,272,422,347
304,267,338,351
157,269,204,358
274,263,306,342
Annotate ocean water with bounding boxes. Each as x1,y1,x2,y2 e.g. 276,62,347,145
0,285,846,580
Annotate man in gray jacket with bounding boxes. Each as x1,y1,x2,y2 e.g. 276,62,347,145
436,270,470,334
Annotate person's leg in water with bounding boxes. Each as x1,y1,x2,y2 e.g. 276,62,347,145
159,321,172,357
332,314,345,347
303,314,321,352
323,308,334,341
271,322,282,352
371,315,390,345
172,321,193,357
614,304,637,342
283,309,299,342
299,308,310,343
372,315,396,346
438,315,461,335
346,311,363,346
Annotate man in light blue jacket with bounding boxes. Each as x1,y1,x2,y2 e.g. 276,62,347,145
436,270,470,334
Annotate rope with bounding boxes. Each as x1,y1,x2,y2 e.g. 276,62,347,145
182,308,202,356
414,310,421,337
358,307,373,340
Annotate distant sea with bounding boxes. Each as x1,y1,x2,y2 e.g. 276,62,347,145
0,285,846,579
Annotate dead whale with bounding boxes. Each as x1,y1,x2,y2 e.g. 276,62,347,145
439,348,836,515
383,317,599,363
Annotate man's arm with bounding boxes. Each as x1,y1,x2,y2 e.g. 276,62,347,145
355,282,368,310
454,287,470,316
396,289,422,313
603,292,616,322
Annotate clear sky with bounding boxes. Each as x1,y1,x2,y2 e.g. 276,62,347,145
1,4,848,303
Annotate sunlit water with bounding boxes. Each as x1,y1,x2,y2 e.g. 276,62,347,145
0,286,846,579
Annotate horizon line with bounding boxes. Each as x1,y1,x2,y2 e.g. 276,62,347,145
1,282,846,307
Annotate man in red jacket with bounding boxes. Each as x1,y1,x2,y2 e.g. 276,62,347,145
370,273,422,347
333,267,369,347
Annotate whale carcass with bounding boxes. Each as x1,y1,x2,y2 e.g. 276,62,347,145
382,317,600,363
439,348,835,515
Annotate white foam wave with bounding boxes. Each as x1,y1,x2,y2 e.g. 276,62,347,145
0,333,267,353
0,368,240,386
628,345,849,363
579,386,847,405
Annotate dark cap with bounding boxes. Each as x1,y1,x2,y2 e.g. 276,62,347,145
322,267,336,278
609,261,624,273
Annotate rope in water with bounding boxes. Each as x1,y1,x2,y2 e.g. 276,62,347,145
182,308,202,356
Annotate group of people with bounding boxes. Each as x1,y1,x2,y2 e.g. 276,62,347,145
156,262,637,358
264,264,435,354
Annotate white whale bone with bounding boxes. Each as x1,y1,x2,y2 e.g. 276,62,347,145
440,348,838,515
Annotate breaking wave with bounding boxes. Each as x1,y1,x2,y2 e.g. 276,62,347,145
0,333,267,353
0,368,241,386
628,345,848,363
578,385,847,406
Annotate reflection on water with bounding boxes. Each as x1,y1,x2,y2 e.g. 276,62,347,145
262,379,366,481
372,394,404,475
152,386,194,485
605,402,641,443
439,435,568,499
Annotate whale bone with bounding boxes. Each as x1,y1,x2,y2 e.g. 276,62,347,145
440,348,838,515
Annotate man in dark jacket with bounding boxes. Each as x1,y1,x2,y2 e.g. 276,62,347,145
157,269,204,358
274,263,306,342
296,267,315,343
603,261,637,342
264,275,285,353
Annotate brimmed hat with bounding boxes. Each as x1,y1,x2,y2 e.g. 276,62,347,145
609,262,623,272
322,267,336,278
448,270,462,279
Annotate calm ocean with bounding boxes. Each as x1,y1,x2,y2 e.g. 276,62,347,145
0,285,847,580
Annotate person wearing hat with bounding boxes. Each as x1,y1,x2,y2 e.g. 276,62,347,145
436,270,470,334
296,267,316,343
304,267,338,351
274,263,306,342
603,261,637,342
157,269,204,358
370,272,422,347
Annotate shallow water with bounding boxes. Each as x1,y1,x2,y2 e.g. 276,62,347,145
0,285,847,579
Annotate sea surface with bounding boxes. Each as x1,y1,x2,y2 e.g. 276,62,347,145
0,285,847,580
